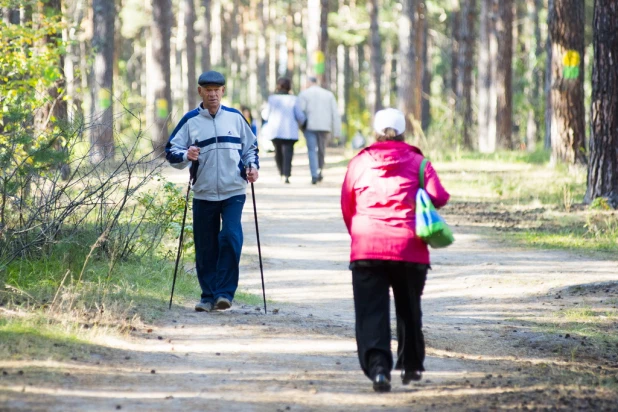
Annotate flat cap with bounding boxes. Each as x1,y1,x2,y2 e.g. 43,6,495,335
198,71,226,86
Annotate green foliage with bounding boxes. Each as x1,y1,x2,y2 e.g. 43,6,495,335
589,197,612,211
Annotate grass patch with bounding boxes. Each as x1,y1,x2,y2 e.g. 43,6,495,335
0,316,92,361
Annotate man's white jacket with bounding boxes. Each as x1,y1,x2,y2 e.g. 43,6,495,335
297,85,342,137
166,104,259,201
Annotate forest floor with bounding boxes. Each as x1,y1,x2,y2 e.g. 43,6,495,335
1,148,617,411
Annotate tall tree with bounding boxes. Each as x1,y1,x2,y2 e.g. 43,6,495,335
201,0,211,72
91,0,115,162
319,0,329,87
397,0,418,135
457,0,476,149
184,0,197,110
495,0,513,149
34,0,67,137
548,0,586,165
586,0,618,207
367,0,382,115
477,0,497,152
149,0,172,153
477,0,512,152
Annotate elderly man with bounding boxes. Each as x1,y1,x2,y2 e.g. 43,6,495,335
297,76,342,184
165,70,259,312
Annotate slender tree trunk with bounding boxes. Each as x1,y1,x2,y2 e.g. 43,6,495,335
34,0,67,136
548,0,586,165
421,21,431,131
544,16,552,150
496,0,513,149
185,0,197,109
397,0,418,135
585,0,618,207
201,0,211,72
413,2,426,124
64,0,84,123
149,0,172,153
91,0,115,162
457,0,476,149
478,0,497,152
257,0,268,102
368,0,382,116
451,0,461,104
319,0,329,87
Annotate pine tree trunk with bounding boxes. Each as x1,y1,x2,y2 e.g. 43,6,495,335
451,0,460,103
368,0,382,115
457,0,476,149
413,2,426,124
495,0,513,149
185,0,197,110
201,0,211,72
320,0,329,86
397,0,418,135
91,0,115,162
150,0,172,154
586,0,618,207
421,19,431,131
478,0,497,152
548,0,586,165
257,0,268,102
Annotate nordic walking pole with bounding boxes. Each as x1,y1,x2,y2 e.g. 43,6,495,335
169,175,191,309
250,181,267,314
169,154,198,310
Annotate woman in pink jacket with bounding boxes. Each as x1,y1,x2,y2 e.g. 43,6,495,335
341,108,450,392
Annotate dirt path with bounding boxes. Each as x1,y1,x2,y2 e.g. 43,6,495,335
1,149,617,411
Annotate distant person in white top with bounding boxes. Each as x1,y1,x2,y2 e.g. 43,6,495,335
261,78,306,184
297,76,342,184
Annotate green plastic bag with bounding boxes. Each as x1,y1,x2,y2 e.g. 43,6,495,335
415,159,454,248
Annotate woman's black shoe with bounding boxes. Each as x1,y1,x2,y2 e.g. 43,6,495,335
372,373,391,392
401,370,422,385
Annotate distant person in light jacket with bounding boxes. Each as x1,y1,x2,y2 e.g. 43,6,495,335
341,108,450,393
261,78,306,184
297,76,341,184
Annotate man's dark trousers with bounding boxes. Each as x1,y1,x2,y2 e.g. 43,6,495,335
193,195,246,304
351,261,428,379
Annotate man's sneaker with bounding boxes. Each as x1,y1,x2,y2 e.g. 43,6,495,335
195,301,213,312
214,297,232,310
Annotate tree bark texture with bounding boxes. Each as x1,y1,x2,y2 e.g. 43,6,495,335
320,0,329,87
91,0,115,161
457,0,476,149
495,0,513,149
368,0,382,115
185,0,197,110
586,0,618,207
397,0,418,136
477,0,497,152
413,2,426,123
150,0,172,153
201,0,211,72
34,0,67,136
451,0,460,103
548,0,587,165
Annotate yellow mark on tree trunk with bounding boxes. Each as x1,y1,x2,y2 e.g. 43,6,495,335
563,50,580,80
156,99,169,119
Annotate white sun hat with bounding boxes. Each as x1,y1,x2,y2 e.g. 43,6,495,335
373,108,406,135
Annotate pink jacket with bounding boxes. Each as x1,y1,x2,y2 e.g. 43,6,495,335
341,141,450,264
